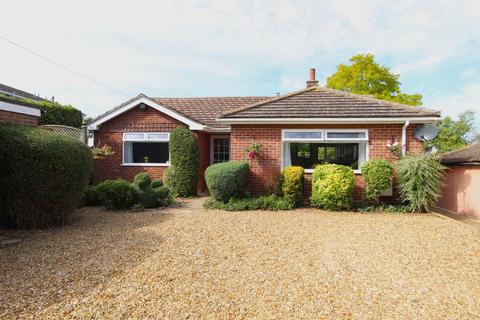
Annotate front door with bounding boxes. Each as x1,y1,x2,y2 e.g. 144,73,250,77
211,135,230,164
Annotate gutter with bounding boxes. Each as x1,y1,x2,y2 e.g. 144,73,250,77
215,117,439,125
401,120,410,156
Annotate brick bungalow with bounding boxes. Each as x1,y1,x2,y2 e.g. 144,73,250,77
87,69,440,200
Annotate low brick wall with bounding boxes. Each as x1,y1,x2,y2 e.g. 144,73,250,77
0,110,38,126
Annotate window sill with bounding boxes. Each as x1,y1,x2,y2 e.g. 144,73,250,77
121,163,170,167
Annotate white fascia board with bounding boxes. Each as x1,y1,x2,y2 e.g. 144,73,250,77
0,100,41,117
88,96,205,130
216,117,440,124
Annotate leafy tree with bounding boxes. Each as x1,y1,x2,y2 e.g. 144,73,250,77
326,54,422,106
426,110,476,153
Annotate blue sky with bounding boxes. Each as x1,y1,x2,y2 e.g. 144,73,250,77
1,0,479,128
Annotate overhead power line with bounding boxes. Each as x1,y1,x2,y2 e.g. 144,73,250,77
0,35,131,97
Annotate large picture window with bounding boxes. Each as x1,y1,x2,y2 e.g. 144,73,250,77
282,129,368,173
123,132,170,166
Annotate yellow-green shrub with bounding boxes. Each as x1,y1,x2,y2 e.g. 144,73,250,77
310,164,355,210
280,166,304,205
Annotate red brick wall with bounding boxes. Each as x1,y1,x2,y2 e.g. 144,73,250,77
230,124,423,201
93,105,210,192
0,110,38,126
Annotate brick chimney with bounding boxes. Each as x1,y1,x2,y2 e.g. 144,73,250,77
306,68,319,87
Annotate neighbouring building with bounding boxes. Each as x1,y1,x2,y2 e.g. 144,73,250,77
87,69,440,199
0,83,42,126
437,144,480,218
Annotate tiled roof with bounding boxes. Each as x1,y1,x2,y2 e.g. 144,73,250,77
220,86,440,119
441,144,480,165
153,96,270,128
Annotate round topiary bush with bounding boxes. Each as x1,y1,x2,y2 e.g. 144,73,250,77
151,179,163,188
0,124,93,228
132,172,152,189
82,185,103,206
96,179,135,209
310,164,355,211
205,161,249,202
361,159,393,204
165,127,200,197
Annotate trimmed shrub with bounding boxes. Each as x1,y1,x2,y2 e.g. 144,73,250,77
310,164,355,211
0,124,92,228
96,179,135,209
205,161,249,202
280,166,304,205
163,166,177,193
132,172,170,208
82,185,103,206
361,159,393,204
394,154,445,212
151,179,163,188
39,101,83,128
166,127,200,197
203,194,294,211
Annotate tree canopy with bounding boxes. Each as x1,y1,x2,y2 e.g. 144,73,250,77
326,54,422,106
425,110,476,153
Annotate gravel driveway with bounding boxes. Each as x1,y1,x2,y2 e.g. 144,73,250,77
1,200,480,319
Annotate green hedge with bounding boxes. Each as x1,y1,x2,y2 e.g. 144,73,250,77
39,101,83,128
204,194,294,211
310,164,355,211
361,159,393,204
0,124,92,228
164,127,200,197
280,166,304,205
205,161,249,202
394,154,445,212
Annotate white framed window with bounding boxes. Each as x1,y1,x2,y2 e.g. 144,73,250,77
281,129,368,173
210,135,230,164
122,132,170,166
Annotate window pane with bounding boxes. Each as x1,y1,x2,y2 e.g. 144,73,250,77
124,133,145,140
284,131,322,140
326,131,366,139
289,143,360,169
131,142,169,163
146,133,169,141
213,138,230,164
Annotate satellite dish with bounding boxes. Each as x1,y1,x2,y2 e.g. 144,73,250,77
414,124,438,141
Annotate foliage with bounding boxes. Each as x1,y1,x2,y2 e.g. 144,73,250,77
0,124,93,228
310,164,355,211
38,101,83,128
425,110,476,153
205,161,249,202
203,194,294,211
96,179,135,210
82,185,103,206
280,166,304,205
394,154,445,212
357,204,411,213
167,127,200,197
245,143,263,159
151,179,163,188
326,53,422,106
91,145,115,160
361,159,393,204
131,172,171,208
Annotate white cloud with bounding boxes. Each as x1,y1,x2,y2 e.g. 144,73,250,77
430,83,480,128
0,0,479,117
